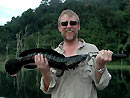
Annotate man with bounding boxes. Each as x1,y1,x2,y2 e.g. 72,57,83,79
34,9,112,98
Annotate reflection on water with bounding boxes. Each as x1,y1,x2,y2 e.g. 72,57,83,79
0,69,130,98
0,69,51,98
98,69,130,98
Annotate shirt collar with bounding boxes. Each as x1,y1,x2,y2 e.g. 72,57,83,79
58,38,85,50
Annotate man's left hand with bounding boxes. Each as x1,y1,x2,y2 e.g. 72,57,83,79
96,50,113,69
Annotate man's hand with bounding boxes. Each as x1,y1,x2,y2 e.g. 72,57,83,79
34,53,50,75
96,50,113,69
35,53,51,91
95,50,113,82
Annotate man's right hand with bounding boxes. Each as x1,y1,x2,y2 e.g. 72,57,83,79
34,53,50,75
35,53,51,91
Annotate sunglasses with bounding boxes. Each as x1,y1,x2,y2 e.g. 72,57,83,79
60,21,78,26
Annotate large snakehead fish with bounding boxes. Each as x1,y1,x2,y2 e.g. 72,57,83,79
5,48,127,76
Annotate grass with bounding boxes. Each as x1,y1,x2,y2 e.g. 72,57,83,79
107,64,130,70
106,59,130,70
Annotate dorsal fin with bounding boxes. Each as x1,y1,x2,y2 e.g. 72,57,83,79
19,48,65,58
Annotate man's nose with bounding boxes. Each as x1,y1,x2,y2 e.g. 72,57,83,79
66,22,71,28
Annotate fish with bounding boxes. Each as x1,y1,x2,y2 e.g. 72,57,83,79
5,48,91,76
5,48,127,76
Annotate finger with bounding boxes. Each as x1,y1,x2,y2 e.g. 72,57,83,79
35,54,42,64
37,53,41,61
101,50,109,56
99,50,105,55
34,54,39,66
108,50,113,54
34,54,38,62
40,54,47,65
104,50,108,56
107,50,113,61
43,57,47,65
44,58,48,65
40,54,44,61
99,50,109,61
101,50,112,62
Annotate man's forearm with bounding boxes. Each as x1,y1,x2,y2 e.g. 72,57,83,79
42,72,52,91
95,64,105,83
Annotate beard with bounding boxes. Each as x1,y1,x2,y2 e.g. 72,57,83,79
61,28,78,41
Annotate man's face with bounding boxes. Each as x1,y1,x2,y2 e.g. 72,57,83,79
58,14,80,41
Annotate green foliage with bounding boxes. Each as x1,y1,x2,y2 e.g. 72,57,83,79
0,0,130,63
24,34,37,49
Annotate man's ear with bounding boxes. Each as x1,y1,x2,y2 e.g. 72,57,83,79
58,24,61,32
78,23,80,30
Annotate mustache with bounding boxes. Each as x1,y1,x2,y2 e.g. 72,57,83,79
65,28,75,32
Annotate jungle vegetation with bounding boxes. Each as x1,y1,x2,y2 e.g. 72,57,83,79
0,0,130,63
